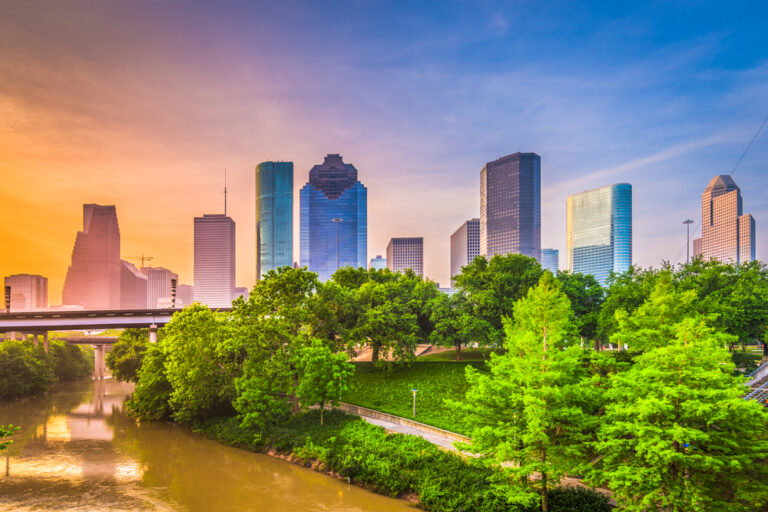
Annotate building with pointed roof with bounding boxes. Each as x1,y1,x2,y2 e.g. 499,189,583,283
693,175,755,264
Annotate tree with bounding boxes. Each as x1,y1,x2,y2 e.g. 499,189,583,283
350,275,420,364
555,271,604,341
127,342,172,421
106,328,149,382
610,271,700,352
162,304,240,424
295,339,355,425
597,265,659,344
0,340,56,398
452,274,598,511
429,291,484,360
453,254,543,347
1,424,19,452
592,317,768,511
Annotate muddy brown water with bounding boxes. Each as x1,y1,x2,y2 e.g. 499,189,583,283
0,379,416,512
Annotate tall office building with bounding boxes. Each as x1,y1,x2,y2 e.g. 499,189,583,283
386,237,423,276
142,267,179,309
300,154,367,281
541,248,559,273
450,218,480,287
256,161,293,280
176,284,194,308
194,214,236,308
62,204,121,310
567,183,632,285
4,274,48,311
480,152,541,261
369,255,387,270
120,260,148,309
692,175,755,264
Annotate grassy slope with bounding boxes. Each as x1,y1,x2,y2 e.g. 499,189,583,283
417,348,497,361
342,361,487,435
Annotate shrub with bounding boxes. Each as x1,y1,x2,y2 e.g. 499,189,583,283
548,486,611,512
49,340,92,381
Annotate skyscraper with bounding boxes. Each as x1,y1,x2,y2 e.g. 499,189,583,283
142,266,179,309
3,274,48,311
450,218,480,287
541,248,559,273
369,255,387,270
256,161,293,280
387,237,424,276
300,154,367,281
480,152,541,261
120,260,148,309
692,175,756,264
194,214,236,308
567,183,632,285
176,284,194,308
62,204,121,310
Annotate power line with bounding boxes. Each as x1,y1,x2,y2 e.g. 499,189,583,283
730,114,768,176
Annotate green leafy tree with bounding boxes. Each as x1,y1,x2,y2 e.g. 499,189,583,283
48,340,92,381
611,271,700,352
597,265,659,344
0,340,56,398
556,270,604,341
106,328,149,382
1,424,19,451
591,317,768,511
453,254,543,347
127,342,172,420
351,275,419,364
429,291,484,359
295,339,355,425
453,274,598,511
162,304,240,423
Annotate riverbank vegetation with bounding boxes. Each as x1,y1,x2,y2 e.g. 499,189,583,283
0,339,92,399
124,257,768,511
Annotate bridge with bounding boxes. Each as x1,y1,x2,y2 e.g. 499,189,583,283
0,307,232,379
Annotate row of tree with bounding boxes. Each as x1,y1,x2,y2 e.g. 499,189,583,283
455,273,768,512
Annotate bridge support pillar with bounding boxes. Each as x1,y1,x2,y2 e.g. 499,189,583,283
43,332,49,353
149,324,158,343
32,333,38,346
93,344,106,380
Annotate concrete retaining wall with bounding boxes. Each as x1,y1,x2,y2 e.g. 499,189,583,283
335,402,471,444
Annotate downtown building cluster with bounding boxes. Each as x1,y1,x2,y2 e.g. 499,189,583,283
2,153,759,311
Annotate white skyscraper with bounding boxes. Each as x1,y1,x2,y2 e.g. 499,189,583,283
450,218,480,287
194,214,236,308
4,274,48,311
386,237,424,276
142,267,179,309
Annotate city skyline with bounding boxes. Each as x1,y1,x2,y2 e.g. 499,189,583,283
2,2,768,300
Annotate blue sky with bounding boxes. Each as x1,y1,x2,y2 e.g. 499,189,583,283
1,0,767,293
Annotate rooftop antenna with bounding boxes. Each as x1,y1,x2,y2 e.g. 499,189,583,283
224,168,228,216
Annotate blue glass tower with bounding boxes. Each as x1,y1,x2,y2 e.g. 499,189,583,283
300,154,367,281
566,183,632,285
256,161,293,280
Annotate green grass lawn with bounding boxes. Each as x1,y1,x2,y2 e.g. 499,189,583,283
417,348,500,361
341,361,487,435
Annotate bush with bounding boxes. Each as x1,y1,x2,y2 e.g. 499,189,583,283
731,351,761,373
128,343,173,420
49,340,93,381
0,340,56,398
106,329,148,382
549,486,611,512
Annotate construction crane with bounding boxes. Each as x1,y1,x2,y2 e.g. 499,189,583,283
126,255,154,268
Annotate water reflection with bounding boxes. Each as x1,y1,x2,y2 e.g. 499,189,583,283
0,379,415,512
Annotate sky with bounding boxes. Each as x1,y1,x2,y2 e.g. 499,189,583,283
1,0,768,302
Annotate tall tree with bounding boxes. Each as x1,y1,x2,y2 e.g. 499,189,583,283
454,254,543,347
295,339,355,425
592,317,768,511
106,328,149,382
555,270,605,341
597,265,659,344
453,274,598,511
429,291,484,360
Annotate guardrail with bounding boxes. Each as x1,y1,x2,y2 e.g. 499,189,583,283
745,360,768,387
744,380,768,402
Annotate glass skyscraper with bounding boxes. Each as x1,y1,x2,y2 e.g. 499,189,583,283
566,183,632,285
480,152,541,261
256,161,293,280
300,154,367,281
541,248,559,273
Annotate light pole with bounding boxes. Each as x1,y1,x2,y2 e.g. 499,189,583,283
332,217,343,271
683,219,694,263
412,388,418,418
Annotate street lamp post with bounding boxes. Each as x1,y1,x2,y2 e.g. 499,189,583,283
332,217,343,271
412,388,418,418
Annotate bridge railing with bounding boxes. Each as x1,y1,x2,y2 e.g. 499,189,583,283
745,359,768,386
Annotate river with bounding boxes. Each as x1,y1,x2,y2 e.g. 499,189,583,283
0,378,416,512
